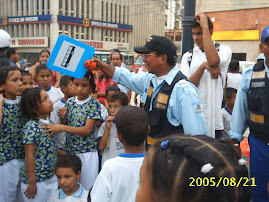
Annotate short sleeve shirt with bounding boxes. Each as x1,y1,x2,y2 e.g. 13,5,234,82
0,97,26,165
20,119,57,184
64,96,101,154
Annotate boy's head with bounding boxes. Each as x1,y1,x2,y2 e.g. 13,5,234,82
60,75,75,98
228,59,240,73
105,85,120,99
224,88,237,109
116,105,148,146
55,154,82,196
20,70,34,92
107,91,128,116
35,64,52,89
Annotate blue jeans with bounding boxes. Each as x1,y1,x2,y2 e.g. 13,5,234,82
249,134,269,202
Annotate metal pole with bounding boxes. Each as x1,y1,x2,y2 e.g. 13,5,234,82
181,0,196,55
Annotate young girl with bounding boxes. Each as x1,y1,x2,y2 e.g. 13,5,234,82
43,71,101,191
20,88,58,201
96,70,116,104
29,49,61,87
136,135,251,202
0,66,26,202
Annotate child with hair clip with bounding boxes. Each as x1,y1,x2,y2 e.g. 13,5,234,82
136,135,251,202
0,66,26,202
43,71,101,191
48,154,89,201
20,87,58,201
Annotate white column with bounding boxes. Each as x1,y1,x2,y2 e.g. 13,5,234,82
49,0,59,51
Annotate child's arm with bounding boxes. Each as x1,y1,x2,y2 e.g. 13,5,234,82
24,144,37,199
98,116,114,153
0,93,4,127
43,118,96,137
58,108,67,124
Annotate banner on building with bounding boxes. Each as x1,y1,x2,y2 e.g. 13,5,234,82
57,15,133,32
10,37,49,48
0,15,52,25
78,39,129,51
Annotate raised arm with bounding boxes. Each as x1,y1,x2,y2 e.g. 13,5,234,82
196,13,220,67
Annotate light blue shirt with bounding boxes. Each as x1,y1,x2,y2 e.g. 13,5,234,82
113,66,209,136
59,183,84,199
229,60,269,141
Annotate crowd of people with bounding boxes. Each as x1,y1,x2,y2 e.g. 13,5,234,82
0,12,268,202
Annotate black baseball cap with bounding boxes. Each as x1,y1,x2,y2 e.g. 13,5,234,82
134,35,177,57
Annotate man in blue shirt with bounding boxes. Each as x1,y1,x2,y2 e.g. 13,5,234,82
229,26,269,202
5,48,19,67
94,35,209,144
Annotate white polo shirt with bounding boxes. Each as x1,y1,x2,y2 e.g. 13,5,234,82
181,43,232,130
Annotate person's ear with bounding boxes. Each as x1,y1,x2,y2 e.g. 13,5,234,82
161,54,168,64
116,131,124,143
259,43,263,53
61,85,66,94
76,171,81,179
147,125,150,135
209,29,213,35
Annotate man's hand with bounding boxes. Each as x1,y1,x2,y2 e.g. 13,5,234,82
203,62,221,79
195,13,209,29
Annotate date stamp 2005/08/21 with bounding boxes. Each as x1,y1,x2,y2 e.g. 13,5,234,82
189,177,257,187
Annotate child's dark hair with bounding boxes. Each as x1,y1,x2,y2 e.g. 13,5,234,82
55,154,82,174
228,60,240,72
20,69,32,78
35,63,51,76
40,49,50,56
192,15,214,31
105,85,120,96
60,75,72,90
225,88,237,100
116,106,148,146
20,87,43,121
147,135,251,202
72,70,96,93
0,66,20,86
107,91,128,106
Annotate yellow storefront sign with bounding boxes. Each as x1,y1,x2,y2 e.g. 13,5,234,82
212,30,260,41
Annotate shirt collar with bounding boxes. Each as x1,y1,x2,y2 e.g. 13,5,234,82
163,65,180,85
59,183,84,199
4,97,19,104
46,86,52,92
60,98,65,104
118,152,146,158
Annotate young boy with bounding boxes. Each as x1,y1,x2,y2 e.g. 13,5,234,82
50,75,75,152
21,70,34,92
91,106,148,202
48,154,89,201
97,91,128,166
222,87,237,133
35,64,62,104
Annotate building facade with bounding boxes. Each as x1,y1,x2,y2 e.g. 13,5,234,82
0,0,165,65
196,1,269,62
